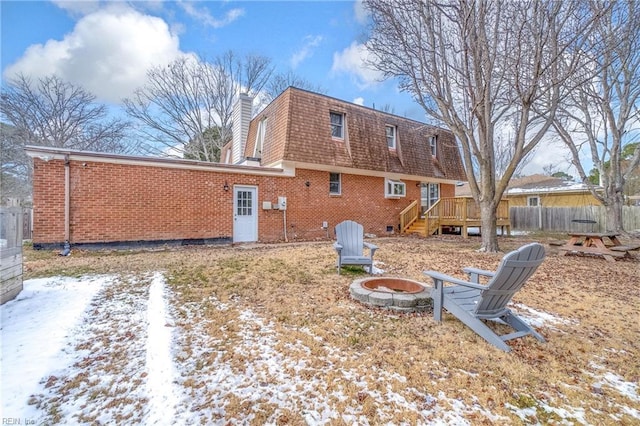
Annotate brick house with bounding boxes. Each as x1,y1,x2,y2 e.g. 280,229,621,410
26,87,466,249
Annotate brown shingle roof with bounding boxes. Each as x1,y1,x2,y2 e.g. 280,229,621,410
245,87,466,181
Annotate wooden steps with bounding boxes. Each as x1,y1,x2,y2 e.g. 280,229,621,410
404,218,439,236
405,219,426,235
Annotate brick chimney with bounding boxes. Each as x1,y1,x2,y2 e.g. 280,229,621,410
231,93,253,164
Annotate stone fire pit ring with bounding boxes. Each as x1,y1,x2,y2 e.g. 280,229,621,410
350,277,432,312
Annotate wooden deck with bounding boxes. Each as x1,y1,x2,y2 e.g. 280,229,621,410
401,198,510,237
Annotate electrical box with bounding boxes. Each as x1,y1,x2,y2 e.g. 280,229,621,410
322,221,328,229
278,196,287,210
262,201,272,210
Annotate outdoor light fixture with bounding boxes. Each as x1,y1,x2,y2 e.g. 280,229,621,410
223,181,230,191
305,181,311,187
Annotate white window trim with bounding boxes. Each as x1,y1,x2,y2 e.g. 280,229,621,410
329,172,341,195
527,195,540,207
385,178,406,199
386,125,396,149
330,112,344,139
254,118,267,157
429,135,437,156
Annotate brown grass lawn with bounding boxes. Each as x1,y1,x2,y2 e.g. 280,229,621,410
23,234,640,424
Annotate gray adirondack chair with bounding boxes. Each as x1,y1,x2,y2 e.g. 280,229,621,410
424,242,546,352
334,220,378,275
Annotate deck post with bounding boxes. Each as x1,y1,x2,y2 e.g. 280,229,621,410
462,198,468,238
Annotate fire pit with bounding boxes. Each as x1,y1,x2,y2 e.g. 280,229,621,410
350,277,432,312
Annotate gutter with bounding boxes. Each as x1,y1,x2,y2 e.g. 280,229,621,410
24,145,293,177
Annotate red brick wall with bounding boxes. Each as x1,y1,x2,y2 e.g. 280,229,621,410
32,158,454,247
32,159,66,243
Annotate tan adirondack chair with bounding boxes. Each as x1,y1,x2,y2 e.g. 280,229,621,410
424,242,546,352
333,220,378,275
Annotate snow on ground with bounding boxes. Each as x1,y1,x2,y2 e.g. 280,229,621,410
1,276,112,420
512,303,580,331
145,272,179,424
1,274,638,424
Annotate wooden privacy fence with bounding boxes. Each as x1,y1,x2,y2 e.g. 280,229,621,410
510,206,640,233
22,207,33,240
1,207,24,304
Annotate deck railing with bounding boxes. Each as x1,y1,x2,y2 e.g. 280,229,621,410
418,197,510,236
399,199,420,233
426,198,509,220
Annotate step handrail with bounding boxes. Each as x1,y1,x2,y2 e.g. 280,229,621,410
399,200,420,233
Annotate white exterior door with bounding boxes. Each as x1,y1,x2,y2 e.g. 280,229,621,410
233,186,257,242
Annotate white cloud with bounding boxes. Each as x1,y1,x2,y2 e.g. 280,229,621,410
178,2,244,28
353,97,365,106
354,0,369,25
331,41,383,88
290,35,323,69
3,6,184,104
52,0,101,16
521,139,591,178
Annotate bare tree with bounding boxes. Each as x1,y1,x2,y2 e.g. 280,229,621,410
365,0,594,251
1,74,130,203
373,103,395,114
124,52,273,162
553,0,640,233
1,123,31,203
264,71,325,101
1,74,130,152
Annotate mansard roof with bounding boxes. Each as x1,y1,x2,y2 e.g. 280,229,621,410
243,87,466,182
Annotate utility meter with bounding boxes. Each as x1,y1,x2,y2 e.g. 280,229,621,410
278,196,287,210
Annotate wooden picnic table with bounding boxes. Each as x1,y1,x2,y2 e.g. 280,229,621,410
559,232,640,262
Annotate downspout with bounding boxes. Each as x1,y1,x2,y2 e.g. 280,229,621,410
64,154,70,246
283,209,288,242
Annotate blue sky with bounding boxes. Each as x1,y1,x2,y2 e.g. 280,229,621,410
1,0,585,174
1,0,424,119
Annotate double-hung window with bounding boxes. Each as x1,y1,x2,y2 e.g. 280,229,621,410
329,172,341,195
429,135,437,156
527,196,540,207
330,112,344,139
386,125,397,149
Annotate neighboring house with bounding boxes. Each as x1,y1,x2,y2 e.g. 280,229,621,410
455,174,602,207
504,175,602,207
26,87,466,249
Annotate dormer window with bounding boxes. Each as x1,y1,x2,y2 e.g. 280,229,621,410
386,125,397,149
429,135,437,156
330,112,344,139
385,178,406,198
254,118,267,157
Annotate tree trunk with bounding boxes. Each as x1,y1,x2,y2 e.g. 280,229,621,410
604,199,625,234
480,201,499,252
